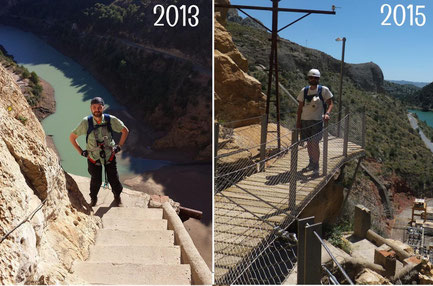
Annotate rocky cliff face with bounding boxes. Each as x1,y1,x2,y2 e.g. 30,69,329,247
214,0,265,127
0,64,100,284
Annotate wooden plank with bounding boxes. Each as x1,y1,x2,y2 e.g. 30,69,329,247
215,213,284,226
214,232,264,246
215,213,285,225
215,266,230,280
215,244,254,257
215,208,285,224
215,253,243,268
215,223,273,237
215,194,287,210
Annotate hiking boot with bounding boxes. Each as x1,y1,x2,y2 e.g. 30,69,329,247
90,198,97,207
312,163,320,177
301,162,315,172
114,194,122,207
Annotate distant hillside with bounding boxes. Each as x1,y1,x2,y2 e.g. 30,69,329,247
382,80,420,104
414,82,433,110
388,80,429,88
226,17,433,196
384,80,433,110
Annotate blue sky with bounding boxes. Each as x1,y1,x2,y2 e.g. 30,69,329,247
229,0,432,83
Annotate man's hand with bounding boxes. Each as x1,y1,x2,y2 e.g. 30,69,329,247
324,112,331,121
113,145,122,154
81,150,88,157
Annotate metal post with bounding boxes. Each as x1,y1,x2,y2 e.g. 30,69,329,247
264,0,281,152
362,106,366,149
214,122,220,158
336,37,346,138
273,1,281,151
343,107,350,158
305,222,322,284
297,217,315,285
275,48,281,151
322,120,328,176
289,129,298,210
260,115,268,171
340,157,363,214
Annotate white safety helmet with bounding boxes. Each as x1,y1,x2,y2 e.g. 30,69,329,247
307,69,321,78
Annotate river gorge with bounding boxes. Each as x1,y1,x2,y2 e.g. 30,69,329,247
0,24,212,267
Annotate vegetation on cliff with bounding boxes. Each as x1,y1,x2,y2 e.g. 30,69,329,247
382,79,433,111
412,83,433,110
226,18,433,195
0,45,43,107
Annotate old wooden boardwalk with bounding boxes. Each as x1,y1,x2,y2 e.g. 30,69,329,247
214,134,365,282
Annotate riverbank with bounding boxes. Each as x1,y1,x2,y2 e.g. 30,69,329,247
33,77,55,120
407,113,433,153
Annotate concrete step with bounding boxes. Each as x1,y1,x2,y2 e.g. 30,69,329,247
102,207,163,220
96,229,174,246
102,217,167,231
88,245,181,264
73,262,191,285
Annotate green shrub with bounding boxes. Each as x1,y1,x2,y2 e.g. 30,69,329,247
323,220,353,254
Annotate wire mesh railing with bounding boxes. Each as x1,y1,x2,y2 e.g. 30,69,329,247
214,109,366,285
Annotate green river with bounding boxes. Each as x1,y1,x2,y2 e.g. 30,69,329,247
410,109,433,127
0,25,170,177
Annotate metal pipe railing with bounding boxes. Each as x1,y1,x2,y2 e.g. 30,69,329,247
313,230,354,285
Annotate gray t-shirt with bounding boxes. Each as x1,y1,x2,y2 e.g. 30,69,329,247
297,85,333,121
72,115,125,161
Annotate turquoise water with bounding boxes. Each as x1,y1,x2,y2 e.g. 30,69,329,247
0,25,170,177
409,109,433,128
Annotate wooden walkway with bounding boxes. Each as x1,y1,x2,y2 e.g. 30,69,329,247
214,135,365,282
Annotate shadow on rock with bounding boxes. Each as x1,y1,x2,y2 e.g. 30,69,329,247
64,171,93,215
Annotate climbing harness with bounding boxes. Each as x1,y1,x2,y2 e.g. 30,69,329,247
86,114,115,189
86,114,113,143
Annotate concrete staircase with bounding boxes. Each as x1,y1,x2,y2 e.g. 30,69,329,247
73,207,191,285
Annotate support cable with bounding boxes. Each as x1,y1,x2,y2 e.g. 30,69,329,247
1,198,47,243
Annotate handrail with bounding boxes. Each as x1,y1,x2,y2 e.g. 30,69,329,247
323,265,340,285
0,198,47,243
313,229,354,285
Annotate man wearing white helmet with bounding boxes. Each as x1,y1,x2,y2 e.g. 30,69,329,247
296,68,334,175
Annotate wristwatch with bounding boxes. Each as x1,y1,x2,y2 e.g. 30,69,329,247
325,112,330,116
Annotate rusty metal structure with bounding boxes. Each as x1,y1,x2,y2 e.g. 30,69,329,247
215,1,336,151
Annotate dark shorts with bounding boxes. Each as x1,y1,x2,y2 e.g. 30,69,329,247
300,120,323,142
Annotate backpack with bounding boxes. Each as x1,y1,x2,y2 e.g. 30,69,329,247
86,114,113,143
303,85,327,114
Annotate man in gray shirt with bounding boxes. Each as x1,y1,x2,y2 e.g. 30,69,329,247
69,97,129,207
